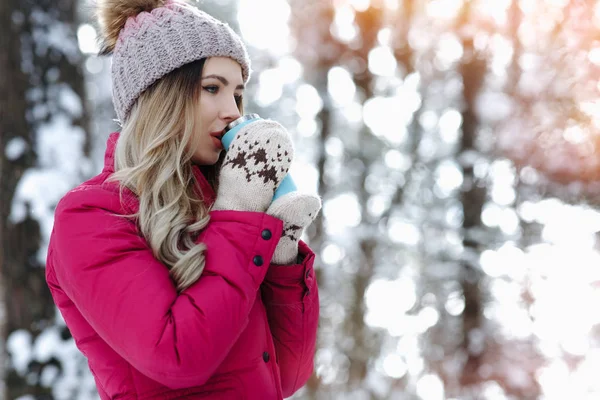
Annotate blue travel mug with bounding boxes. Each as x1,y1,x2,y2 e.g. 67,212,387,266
221,114,296,201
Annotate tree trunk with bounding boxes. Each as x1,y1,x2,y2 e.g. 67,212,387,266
0,0,33,395
456,1,489,386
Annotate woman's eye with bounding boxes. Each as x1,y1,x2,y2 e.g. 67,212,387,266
235,95,243,105
203,85,218,94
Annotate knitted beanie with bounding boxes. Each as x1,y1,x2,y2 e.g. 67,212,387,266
97,0,251,123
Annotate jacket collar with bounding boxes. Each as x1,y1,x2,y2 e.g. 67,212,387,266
102,132,216,206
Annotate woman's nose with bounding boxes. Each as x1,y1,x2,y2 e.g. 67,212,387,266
220,99,241,122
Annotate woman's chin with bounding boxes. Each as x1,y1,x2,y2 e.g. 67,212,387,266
192,151,222,166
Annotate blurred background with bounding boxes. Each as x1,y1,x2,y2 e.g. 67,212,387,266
2,0,600,399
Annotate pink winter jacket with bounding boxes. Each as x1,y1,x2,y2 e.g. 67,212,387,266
45,132,320,399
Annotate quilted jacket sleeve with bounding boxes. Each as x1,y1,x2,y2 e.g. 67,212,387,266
49,186,283,390
260,241,320,397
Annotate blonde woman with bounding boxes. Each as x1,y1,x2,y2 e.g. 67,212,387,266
45,0,321,398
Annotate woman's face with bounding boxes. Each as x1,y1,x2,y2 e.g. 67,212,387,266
191,57,244,165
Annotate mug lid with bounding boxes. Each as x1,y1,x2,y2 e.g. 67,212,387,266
224,113,260,133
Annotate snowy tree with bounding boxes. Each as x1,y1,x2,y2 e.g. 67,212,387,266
287,0,600,399
1,0,94,398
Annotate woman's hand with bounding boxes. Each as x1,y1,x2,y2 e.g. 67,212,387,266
266,192,321,265
213,120,294,213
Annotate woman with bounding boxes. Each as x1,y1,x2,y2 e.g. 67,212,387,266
45,0,321,398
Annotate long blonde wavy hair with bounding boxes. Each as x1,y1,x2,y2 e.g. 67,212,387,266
107,59,241,292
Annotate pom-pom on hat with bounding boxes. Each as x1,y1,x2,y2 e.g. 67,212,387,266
95,0,251,123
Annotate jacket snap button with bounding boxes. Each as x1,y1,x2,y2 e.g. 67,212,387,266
261,229,272,240
253,255,264,266
262,351,270,362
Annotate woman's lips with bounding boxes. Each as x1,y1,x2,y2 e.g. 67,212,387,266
211,136,224,149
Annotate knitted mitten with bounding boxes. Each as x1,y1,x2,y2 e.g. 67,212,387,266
213,120,294,213
266,192,321,265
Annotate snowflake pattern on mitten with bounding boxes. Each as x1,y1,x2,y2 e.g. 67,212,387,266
213,120,294,213
223,136,292,191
